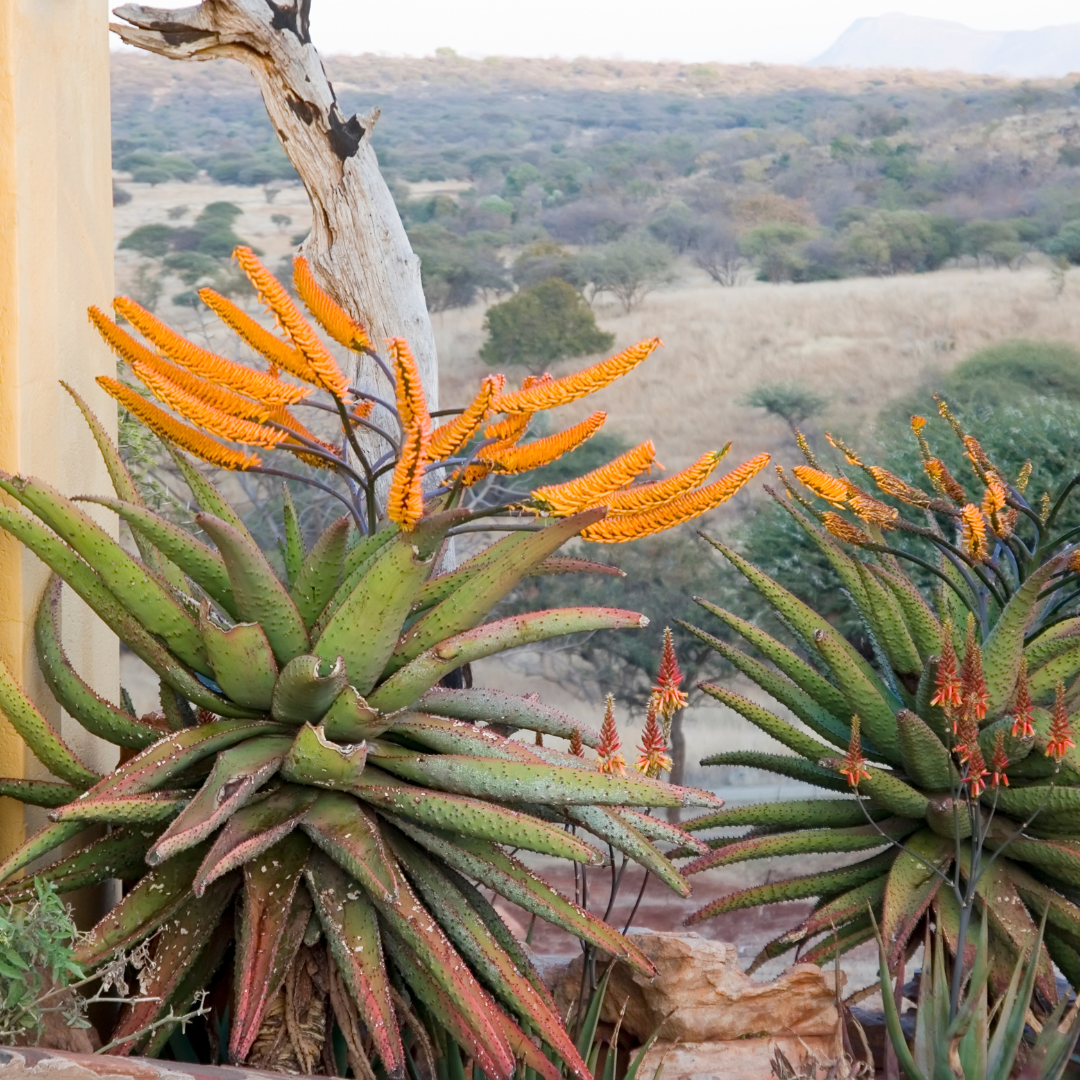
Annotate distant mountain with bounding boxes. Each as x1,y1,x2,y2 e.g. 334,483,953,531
809,13,1080,78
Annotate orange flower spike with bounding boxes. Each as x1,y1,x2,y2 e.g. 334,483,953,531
846,486,900,526
990,729,1009,788
867,466,933,508
965,743,989,798
911,415,933,462
531,441,657,516
600,447,731,516
494,337,662,414
634,695,672,779
1011,657,1035,738
653,627,689,725
961,504,988,561
96,377,261,471
925,459,967,505
569,728,585,758
964,435,993,473
821,512,873,547
89,305,163,369
982,476,1008,517
293,257,371,351
1016,460,1033,493
596,695,627,776
484,412,532,444
930,623,963,714
954,711,979,764
482,412,606,475
131,352,272,423
112,296,310,407
428,375,506,461
839,715,871,787
387,421,429,530
198,288,317,385
1046,681,1076,762
580,452,770,544
960,616,988,722
386,337,430,431
792,465,849,504
233,247,349,397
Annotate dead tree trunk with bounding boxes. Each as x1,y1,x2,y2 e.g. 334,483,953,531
111,0,438,427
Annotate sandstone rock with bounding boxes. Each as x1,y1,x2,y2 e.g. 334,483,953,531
632,1037,843,1080
551,932,844,1045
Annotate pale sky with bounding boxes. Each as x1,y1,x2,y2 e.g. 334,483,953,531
110,2,1080,65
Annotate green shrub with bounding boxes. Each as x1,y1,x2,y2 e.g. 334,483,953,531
118,223,175,258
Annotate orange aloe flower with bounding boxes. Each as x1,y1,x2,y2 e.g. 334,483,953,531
234,247,350,397
386,337,430,431
428,375,505,461
1046,681,1075,762
596,695,626,776
1011,656,1035,738
634,696,672,778
821,512,873,547
387,421,429,530
965,743,989,798
846,486,900,526
925,459,966,505
954,710,980,765
990,729,1009,788
792,465,848,504
930,624,963,713
293,257,371,351
866,466,933,508
652,627,689,730
481,412,606,475
982,476,1007,517
131,353,271,423
598,447,730,516
96,377,260,471
839,715,871,787
961,504,988,561
531,441,657,515
963,435,993,473
494,338,661,414
112,296,310,407
960,617,988,723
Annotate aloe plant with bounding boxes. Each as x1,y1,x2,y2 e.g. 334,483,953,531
0,251,768,1076
681,410,1080,1015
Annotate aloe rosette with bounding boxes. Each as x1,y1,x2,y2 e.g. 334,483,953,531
0,252,762,1077
681,413,1080,999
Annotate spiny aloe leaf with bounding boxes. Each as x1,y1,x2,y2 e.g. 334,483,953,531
349,764,604,863
881,829,952,967
300,791,398,902
868,562,943,663
387,510,604,674
75,842,210,966
168,445,254,541
684,851,895,925
369,607,648,713
0,472,209,672
700,750,851,791
231,831,311,1064
686,630,860,755
777,496,871,610
81,496,237,617
565,805,691,896
108,874,239,1056
200,613,279,711
784,876,890,950
914,659,951,743
1026,618,1080,667
988,784,1080,818
698,682,836,762
367,740,720,807
992,836,1080,888
1010,861,1080,957
50,790,192,824
320,685,386,742
198,512,310,664
0,821,87,883
417,686,601,747
271,653,348,724
280,483,305,586
812,628,901,759
384,816,654,974
1045,931,1080,991
1028,640,1080,703
798,914,876,968
977,716,1034,768
692,597,849,718
0,778,79,808
0,655,97,787
853,560,923,675
615,808,709,854
147,734,292,865
982,553,1067,717
820,758,929,817
304,852,405,1078
343,521,399,578
193,783,319,896
388,712,546,762
280,722,368,788
683,798,886,832
290,515,350,629
896,710,957,790
36,577,164,749
685,818,917,876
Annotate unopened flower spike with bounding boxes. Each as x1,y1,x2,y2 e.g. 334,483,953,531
634,695,672,778
965,742,989,798
793,465,848,505
961,504,988,562
568,728,584,758
867,466,933,509
925,458,967,504
910,415,933,465
824,432,863,468
930,622,963,715
653,628,689,735
775,465,821,513
990,729,1009,788
1016,460,1032,493
293,256,371,352
1012,657,1035,738
794,429,818,468
960,614,988,722
839,715,871,787
597,695,626,776
821,512,873,547
482,412,606,475
1046,681,1075,762
600,447,729,517
954,710,979,765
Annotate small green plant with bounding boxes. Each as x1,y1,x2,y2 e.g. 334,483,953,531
740,381,826,438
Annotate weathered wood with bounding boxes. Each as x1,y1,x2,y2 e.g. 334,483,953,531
111,0,438,429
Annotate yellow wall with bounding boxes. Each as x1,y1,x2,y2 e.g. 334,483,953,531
0,0,118,859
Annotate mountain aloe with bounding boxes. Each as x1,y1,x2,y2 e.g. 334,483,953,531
683,409,1080,1011
0,250,767,1075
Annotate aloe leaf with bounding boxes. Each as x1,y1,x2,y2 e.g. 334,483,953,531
290,515,350,629
385,816,655,974
868,563,943,663
700,750,851,791
197,513,310,664
985,919,1046,1080
0,821,87,883
280,483,305,586
990,835,1080,888
854,561,922,675
311,529,397,639
1045,930,1080,990
685,818,917,877
977,716,1034,768
388,711,546,762
684,851,895,924
75,842,210,966
683,798,884,832
107,874,239,1056
881,829,952,966
896,710,957,790
304,852,406,1078
321,686,386,741
691,598,849,717
0,778,79,808
35,576,164,749
687,631,860,755
200,613,279,711
797,914,876,968
615,808,709,854
193,783,318,896
820,758,930,817
231,831,311,1064
147,734,292,865
1028,640,1080,702
417,686,601,747
0,472,209,672
168,445,254,540
0,654,97,786
80,496,237,616
271,653,349,724
575,963,613,1062
49,789,192,824
1026,618,1080,667
368,607,648,713
871,914,929,1080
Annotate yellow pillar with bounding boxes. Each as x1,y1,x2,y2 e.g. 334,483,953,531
0,0,118,859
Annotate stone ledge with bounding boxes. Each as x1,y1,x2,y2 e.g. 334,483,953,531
0,1049,330,1080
